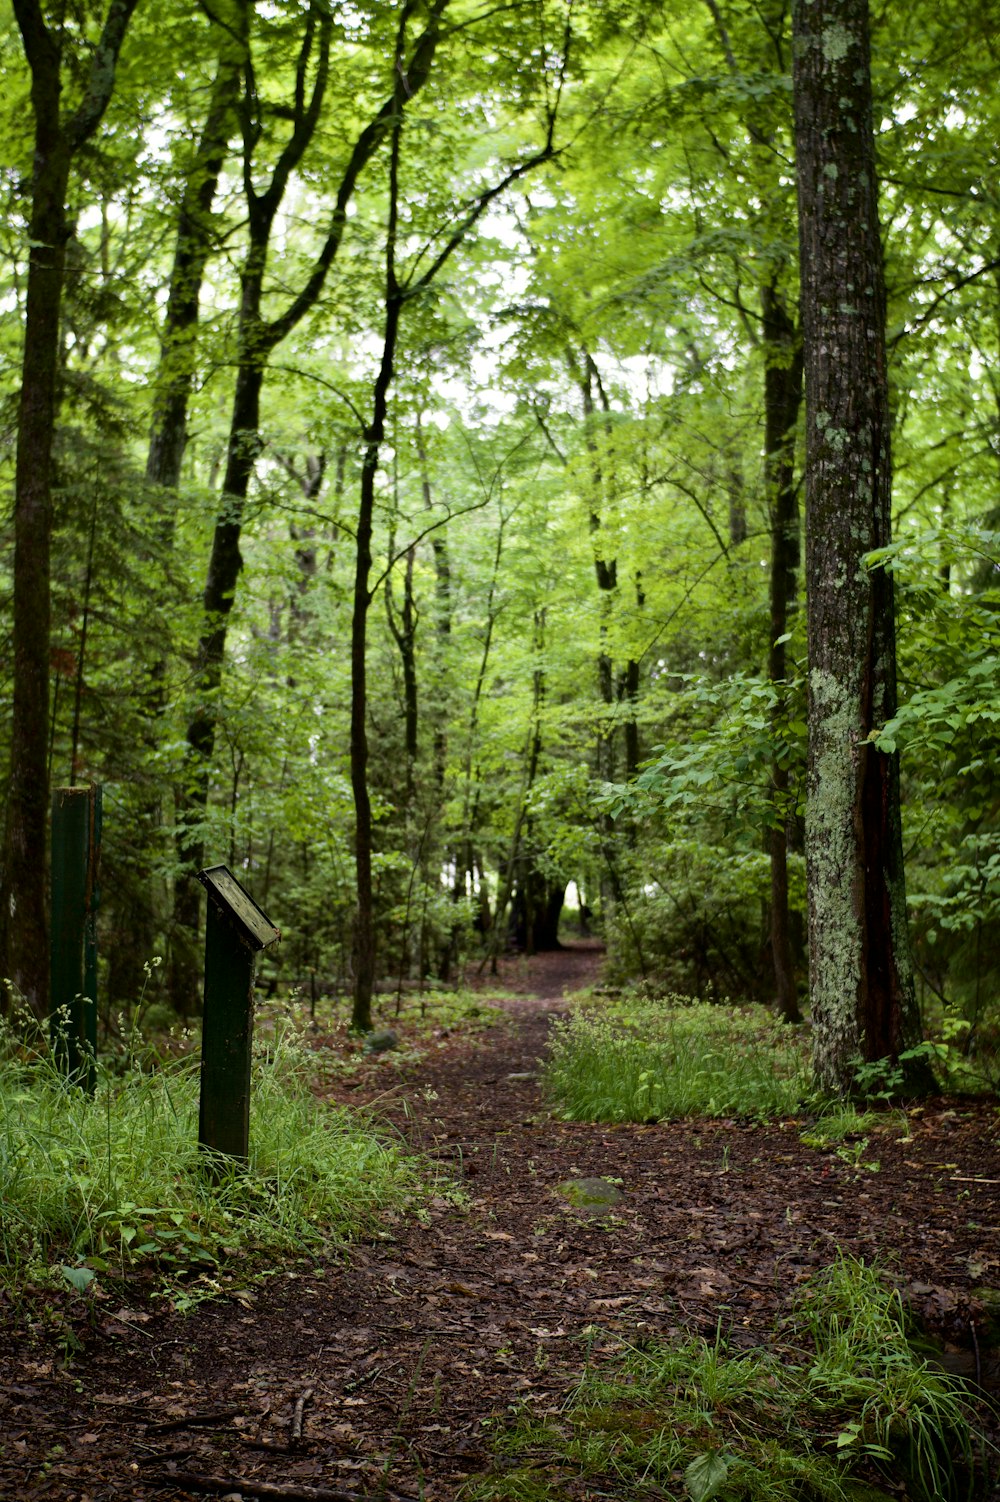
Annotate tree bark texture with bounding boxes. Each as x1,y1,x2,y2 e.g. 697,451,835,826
350,291,402,1033
2,0,139,1016
169,1,446,1013
4,129,70,1016
792,0,924,1090
762,278,804,1025
144,55,237,1011
146,57,239,494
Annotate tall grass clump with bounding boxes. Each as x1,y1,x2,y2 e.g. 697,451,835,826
544,999,809,1122
0,1013,422,1295
479,1256,984,1502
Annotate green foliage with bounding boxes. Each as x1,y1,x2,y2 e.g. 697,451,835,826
602,840,805,1001
601,673,806,832
478,1257,984,1502
867,526,1000,765
0,1014,422,1303
544,999,809,1123
860,524,1000,1047
595,667,808,1003
1,0,998,1051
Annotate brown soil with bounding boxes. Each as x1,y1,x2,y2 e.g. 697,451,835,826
3,942,1000,1500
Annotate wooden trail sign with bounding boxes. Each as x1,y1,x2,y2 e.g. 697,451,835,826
196,864,280,1166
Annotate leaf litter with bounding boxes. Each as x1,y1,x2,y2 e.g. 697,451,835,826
1,942,999,1499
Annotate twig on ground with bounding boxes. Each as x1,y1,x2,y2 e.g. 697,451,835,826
146,1408,242,1435
137,1450,194,1466
291,1386,314,1445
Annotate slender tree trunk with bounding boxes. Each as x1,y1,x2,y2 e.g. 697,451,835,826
146,57,238,496
574,350,618,779
488,611,546,970
141,55,236,1011
457,502,507,896
792,0,927,1092
762,277,804,1024
350,228,403,1028
620,571,644,782
346,126,394,1027
416,413,452,799
167,3,445,1012
346,11,556,1022
171,294,267,1009
385,532,419,800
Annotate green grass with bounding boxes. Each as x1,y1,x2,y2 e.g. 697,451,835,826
544,999,810,1123
477,1258,984,1502
0,1014,424,1304
799,1105,889,1149
250,984,518,1084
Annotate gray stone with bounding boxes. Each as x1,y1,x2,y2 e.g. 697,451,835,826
363,1028,400,1055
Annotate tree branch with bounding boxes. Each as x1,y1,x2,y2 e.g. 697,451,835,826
66,0,143,150
263,0,449,351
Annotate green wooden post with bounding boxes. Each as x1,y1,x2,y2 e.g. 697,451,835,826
197,865,280,1167
51,784,102,1090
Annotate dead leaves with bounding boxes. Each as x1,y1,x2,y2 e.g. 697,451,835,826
3,988,1000,1501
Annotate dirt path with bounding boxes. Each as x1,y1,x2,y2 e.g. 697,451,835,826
3,945,999,1500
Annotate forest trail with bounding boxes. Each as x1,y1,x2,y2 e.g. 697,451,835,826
3,945,999,1500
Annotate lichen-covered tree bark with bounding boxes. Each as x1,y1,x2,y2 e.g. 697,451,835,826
792,0,926,1091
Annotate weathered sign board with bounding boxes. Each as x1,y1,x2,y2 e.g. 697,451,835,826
196,864,280,1166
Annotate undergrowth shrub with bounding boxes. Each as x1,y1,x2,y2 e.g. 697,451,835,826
0,1015,422,1300
479,1257,983,1502
544,999,809,1122
603,844,805,1003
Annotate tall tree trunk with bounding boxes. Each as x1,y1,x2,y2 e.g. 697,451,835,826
620,571,644,782
146,56,238,496
142,53,237,1012
762,277,804,1024
350,286,403,1032
385,486,419,806
172,342,266,1012
168,1,446,1012
792,0,927,1092
416,412,452,799
2,0,140,1016
573,349,618,779
4,130,70,1017
347,36,556,1023
453,498,508,935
